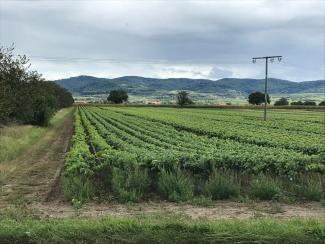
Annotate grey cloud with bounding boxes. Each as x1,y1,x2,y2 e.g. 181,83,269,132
208,67,233,80
0,0,323,80
162,67,207,78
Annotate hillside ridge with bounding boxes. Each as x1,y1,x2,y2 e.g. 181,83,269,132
54,75,324,96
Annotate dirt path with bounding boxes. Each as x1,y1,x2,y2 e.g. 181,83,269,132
29,200,324,220
0,109,74,205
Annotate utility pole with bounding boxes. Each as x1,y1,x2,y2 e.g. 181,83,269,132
252,55,282,121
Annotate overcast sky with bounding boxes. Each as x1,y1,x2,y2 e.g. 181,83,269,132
0,0,324,81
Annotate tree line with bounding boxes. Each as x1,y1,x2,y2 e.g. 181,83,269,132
107,89,194,106
106,89,324,107
0,46,74,126
248,91,324,106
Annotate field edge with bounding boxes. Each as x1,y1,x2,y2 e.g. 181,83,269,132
0,215,324,244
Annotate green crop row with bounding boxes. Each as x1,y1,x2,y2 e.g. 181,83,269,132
63,107,324,203
104,107,324,155
82,107,324,176
158,108,325,135
63,109,96,202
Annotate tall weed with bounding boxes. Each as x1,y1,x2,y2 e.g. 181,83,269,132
204,170,240,200
158,168,193,202
112,166,149,203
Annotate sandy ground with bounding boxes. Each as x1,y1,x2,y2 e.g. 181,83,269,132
24,200,324,220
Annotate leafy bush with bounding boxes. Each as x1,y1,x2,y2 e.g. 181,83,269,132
204,170,240,200
290,100,317,106
291,101,303,105
303,101,316,106
112,166,149,203
274,97,289,106
158,168,193,202
250,175,282,200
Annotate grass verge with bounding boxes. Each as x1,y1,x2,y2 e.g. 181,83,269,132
0,108,73,163
0,215,324,244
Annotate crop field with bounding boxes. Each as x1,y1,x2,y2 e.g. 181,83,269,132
64,106,324,203
1,106,325,243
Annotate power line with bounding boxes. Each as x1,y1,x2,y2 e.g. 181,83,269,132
252,55,282,121
29,56,169,64
27,55,249,65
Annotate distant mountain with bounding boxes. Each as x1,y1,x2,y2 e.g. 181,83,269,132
54,75,324,96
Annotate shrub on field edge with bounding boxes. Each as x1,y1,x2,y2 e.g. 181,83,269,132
300,181,323,201
204,170,240,200
274,97,289,106
290,101,303,105
112,166,149,203
63,176,95,203
294,177,324,201
303,101,316,106
158,168,194,202
249,175,282,200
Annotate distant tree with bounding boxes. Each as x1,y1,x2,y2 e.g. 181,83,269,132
274,97,289,106
176,91,194,106
107,89,128,104
248,92,270,105
303,101,316,106
319,101,325,106
291,101,303,106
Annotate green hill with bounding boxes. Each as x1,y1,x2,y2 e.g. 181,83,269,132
54,75,324,97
